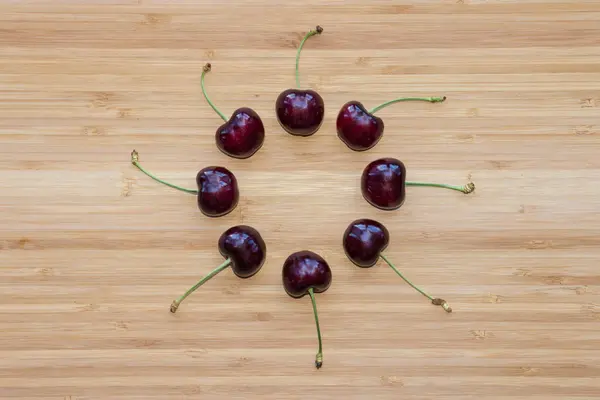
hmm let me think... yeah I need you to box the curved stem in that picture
[295,25,323,88]
[308,288,323,369]
[368,96,446,114]
[406,181,475,194]
[201,63,228,122]
[130,150,198,194]
[170,258,232,313]
[379,254,452,313]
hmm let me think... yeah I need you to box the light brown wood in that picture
[1,1,600,399]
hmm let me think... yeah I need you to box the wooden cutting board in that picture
[1,1,599,399]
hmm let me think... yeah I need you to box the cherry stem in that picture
[130,150,198,195]
[170,258,232,313]
[406,181,475,194]
[295,25,323,89]
[308,287,323,369]
[379,254,452,313]
[368,96,446,114]
[201,63,228,122]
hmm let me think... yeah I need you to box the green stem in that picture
[308,287,324,369]
[368,96,446,114]
[170,258,232,313]
[379,254,452,313]
[406,181,475,194]
[130,150,198,195]
[295,26,323,89]
[201,63,228,122]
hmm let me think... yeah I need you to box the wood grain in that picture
[1,1,599,399]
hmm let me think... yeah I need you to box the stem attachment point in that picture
[203,62,211,73]
[432,298,452,313]
[170,300,180,313]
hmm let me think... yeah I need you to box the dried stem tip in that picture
[315,353,323,369]
[315,25,323,34]
[203,63,211,72]
[463,182,476,194]
[131,149,139,164]
[170,300,180,313]
[432,298,452,313]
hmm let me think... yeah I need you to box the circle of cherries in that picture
[130,26,475,370]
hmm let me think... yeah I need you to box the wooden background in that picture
[1,1,599,399]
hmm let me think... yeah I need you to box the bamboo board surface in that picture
[1,1,600,399]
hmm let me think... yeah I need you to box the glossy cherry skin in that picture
[216,107,265,159]
[361,158,406,211]
[336,101,384,151]
[275,89,325,136]
[343,219,389,268]
[195,166,239,217]
[282,250,332,298]
[218,225,266,278]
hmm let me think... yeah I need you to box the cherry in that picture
[131,150,239,217]
[201,63,265,159]
[336,96,446,151]
[195,166,239,217]
[170,225,266,313]
[275,26,325,137]
[282,250,332,369]
[361,157,475,210]
[343,218,452,312]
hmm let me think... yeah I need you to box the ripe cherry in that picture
[201,63,265,159]
[361,157,475,210]
[343,218,452,312]
[131,150,239,217]
[170,225,266,313]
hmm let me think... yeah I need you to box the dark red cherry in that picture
[360,157,476,210]
[282,250,331,369]
[218,225,267,278]
[216,107,265,159]
[336,96,446,152]
[201,63,265,159]
[276,26,325,137]
[342,218,389,268]
[361,157,406,211]
[131,150,241,218]
[196,166,239,217]
[170,225,266,313]
[282,250,332,298]
[341,218,452,313]
[276,89,325,136]
[336,101,383,151]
